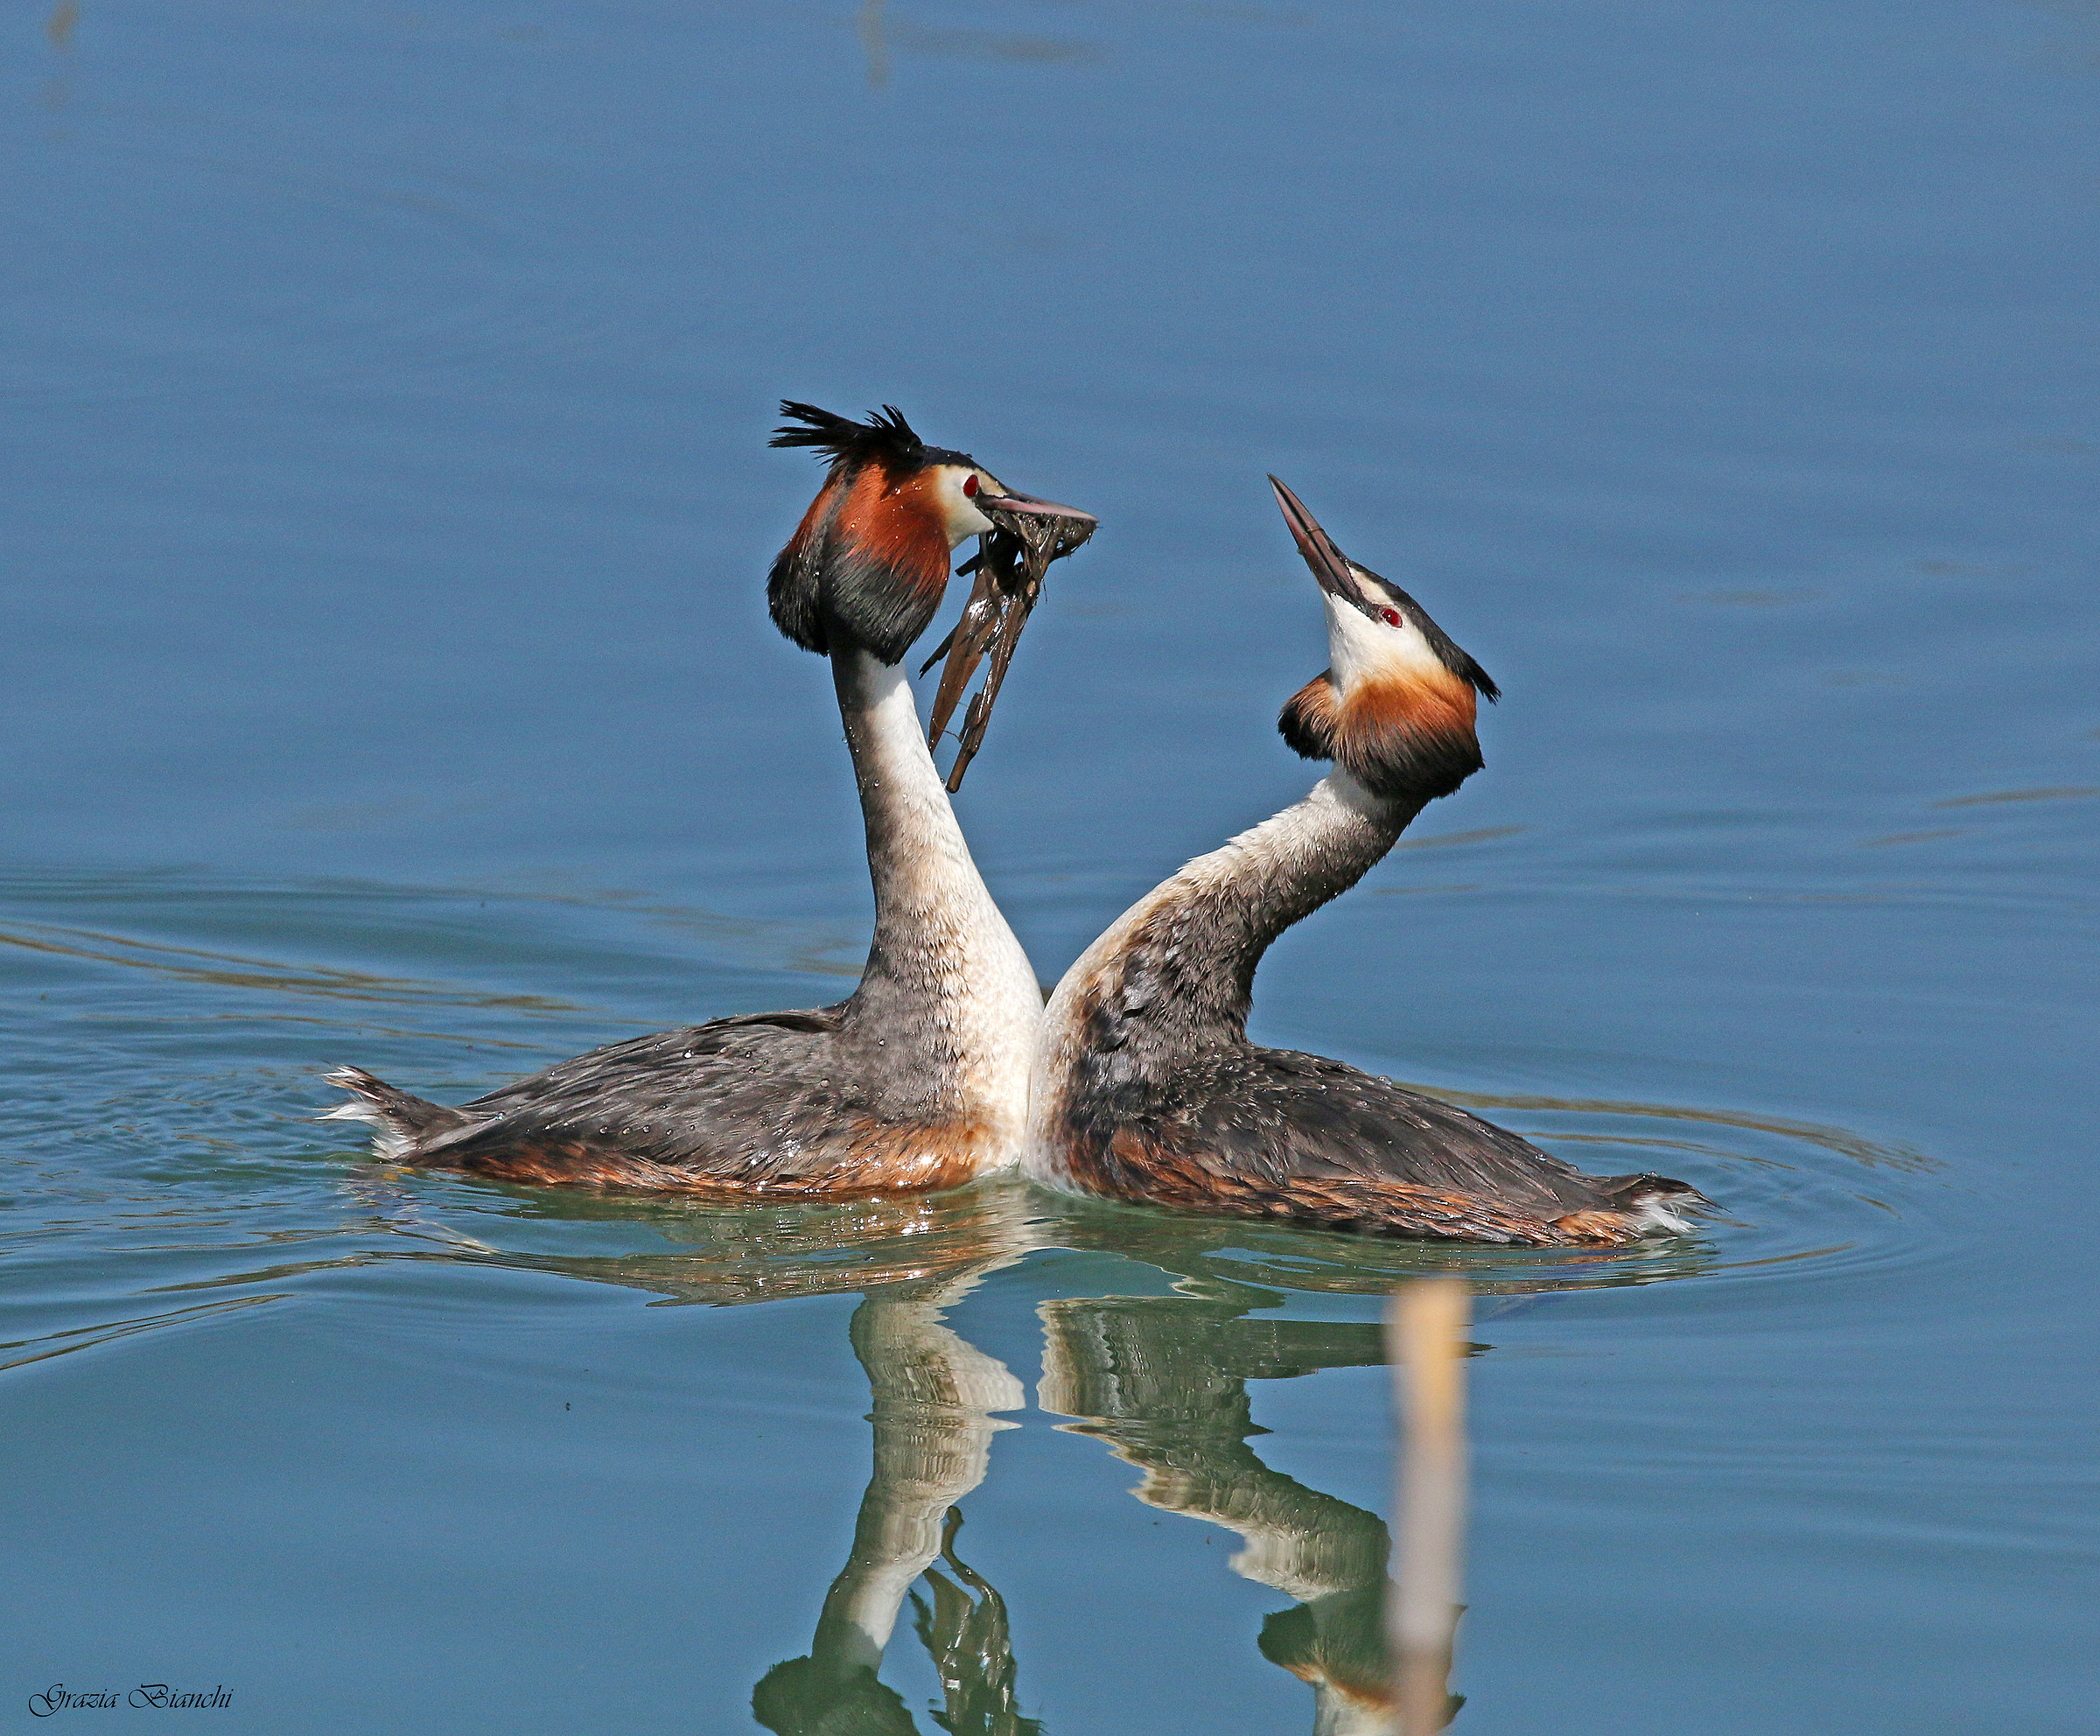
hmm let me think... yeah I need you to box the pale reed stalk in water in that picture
[1387,1279,1470,1736]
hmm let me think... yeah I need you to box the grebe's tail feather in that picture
[320,1066,470,1159]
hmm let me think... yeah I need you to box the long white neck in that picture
[833,648,1042,1155]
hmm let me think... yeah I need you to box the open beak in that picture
[1269,475,1361,602]
[920,489,1098,792]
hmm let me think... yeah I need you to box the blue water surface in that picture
[4,1,2096,1731]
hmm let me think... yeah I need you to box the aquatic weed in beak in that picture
[920,492,1097,790]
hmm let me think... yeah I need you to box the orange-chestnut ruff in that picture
[1279,661,1484,802]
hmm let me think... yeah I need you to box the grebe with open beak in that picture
[325,402,1094,1196]
[1026,480,1704,1246]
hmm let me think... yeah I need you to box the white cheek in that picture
[1322,594,1384,683]
[1322,593,1442,684]
[950,495,994,543]
[1392,617,1440,670]
[938,472,995,546]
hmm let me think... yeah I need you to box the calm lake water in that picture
[4,1,2096,1730]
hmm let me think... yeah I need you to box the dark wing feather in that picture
[1166,1047,1597,1214]
[1063,1046,1672,1243]
[414,1005,898,1189]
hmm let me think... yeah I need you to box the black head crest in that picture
[766,402,958,662]
[770,402,928,472]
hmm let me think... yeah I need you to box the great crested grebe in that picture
[325,402,1094,1196]
[1026,480,1704,1246]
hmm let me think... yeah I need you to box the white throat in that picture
[836,648,1043,1158]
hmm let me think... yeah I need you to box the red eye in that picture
[1380,606,1403,627]
[962,472,979,498]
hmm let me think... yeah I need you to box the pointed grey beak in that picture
[1269,475,1362,605]
[976,490,1098,532]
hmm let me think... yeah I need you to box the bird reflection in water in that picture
[1040,1280,1475,1735]
[357,1175,1532,1729]
[346,1172,1048,1729]
[749,1275,1041,1734]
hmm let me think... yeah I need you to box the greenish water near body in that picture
[4,1,2096,1731]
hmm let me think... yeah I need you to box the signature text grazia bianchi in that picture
[29,1684,233,1715]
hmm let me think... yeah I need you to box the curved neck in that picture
[1060,772,1424,1048]
[830,648,1041,1114]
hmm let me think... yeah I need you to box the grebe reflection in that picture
[752,1285,1040,1736]
[1040,1287,1471,1735]
[360,1178,1518,1729]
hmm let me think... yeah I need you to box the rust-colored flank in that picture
[451,1118,992,1198]
[1088,1132,1634,1248]
[1547,1209,1645,1246]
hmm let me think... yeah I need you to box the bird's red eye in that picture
[962,472,979,498]
[1381,606,1403,627]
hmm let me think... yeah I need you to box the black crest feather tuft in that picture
[766,401,956,662]
[770,401,927,470]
